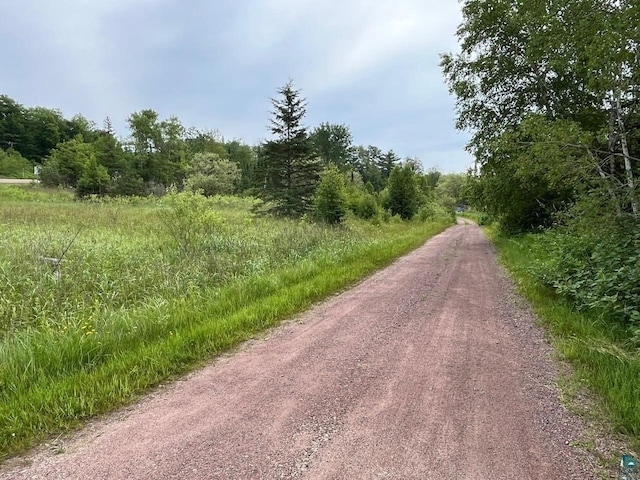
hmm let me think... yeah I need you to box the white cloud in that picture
[0,0,470,169]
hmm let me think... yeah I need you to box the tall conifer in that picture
[259,81,321,216]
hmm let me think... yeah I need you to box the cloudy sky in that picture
[1,1,472,173]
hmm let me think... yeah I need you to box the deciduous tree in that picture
[184,153,240,196]
[386,164,419,220]
[310,123,355,170]
[314,164,348,224]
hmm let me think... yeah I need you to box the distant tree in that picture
[259,81,321,216]
[314,164,348,224]
[24,107,64,162]
[404,157,424,174]
[0,95,27,154]
[387,164,419,219]
[63,114,98,144]
[184,152,240,196]
[226,140,257,192]
[0,96,97,164]
[127,110,187,185]
[107,167,146,196]
[185,129,228,158]
[424,167,441,190]
[103,117,115,136]
[40,135,94,187]
[158,115,188,184]
[377,150,401,181]
[93,131,126,176]
[344,177,380,220]
[310,123,355,169]
[0,148,33,178]
[127,109,161,180]
[355,145,384,191]
[435,173,469,212]
[76,155,110,197]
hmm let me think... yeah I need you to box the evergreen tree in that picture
[259,81,321,216]
[387,164,419,220]
[377,150,400,182]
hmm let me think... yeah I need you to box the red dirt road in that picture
[2,221,596,479]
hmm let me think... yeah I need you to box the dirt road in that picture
[2,221,596,479]
[0,179,37,184]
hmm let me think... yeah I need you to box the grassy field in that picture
[487,228,640,455]
[0,185,453,459]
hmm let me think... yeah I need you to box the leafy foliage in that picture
[1,90,436,215]
[442,0,640,342]
[531,211,640,326]
[40,135,94,188]
[314,165,347,224]
[386,164,419,220]
[184,153,240,196]
[76,155,110,198]
[0,149,33,178]
[311,123,355,169]
[443,0,640,226]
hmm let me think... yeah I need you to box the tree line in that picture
[442,0,640,326]
[0,85,466,222]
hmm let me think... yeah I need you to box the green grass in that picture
[487,227,640,453]
[0,185,452,459]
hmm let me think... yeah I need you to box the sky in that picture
[0,0,473,174]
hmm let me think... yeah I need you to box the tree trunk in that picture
[614,90,638,215]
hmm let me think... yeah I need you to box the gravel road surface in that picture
[2,221,597,479]
[0,179,37,184]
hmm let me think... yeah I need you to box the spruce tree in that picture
[260,81,321,217]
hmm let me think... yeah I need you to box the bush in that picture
[76,155,110,198]
[356,194,379,219]
[314,165,347,224]
[107,169,146,197]
[158,190,225,253]
[184,154,240,196]
[0,149,34,178]
[386,164,419,220]
[478,213,493,226]
[532,215,640,326]
[417,201,451,222]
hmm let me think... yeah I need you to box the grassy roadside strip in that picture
[485,227,640,454]
[0,219,451,460]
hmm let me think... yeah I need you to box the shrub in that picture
[76,155,110,198]
[0,149,34,179]
[314,165,347,224]
[184,153,240,196]
[386,164,419,220]
[532,215,640,326]
[478,213,493,226]
[356,194,379,219]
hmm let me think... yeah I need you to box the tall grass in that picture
[487,228,640,453]
[0,185,452,459]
